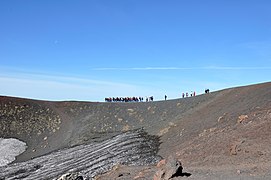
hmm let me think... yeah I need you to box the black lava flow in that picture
[0,129,161,180]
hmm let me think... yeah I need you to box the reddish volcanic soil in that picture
[0,82,271,179]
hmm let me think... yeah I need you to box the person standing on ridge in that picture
[165,95,167,100]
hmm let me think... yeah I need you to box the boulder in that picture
[154,156,183,180]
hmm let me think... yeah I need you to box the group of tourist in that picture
[182,91,196,98]
[105,89,210,102]
[105,96,154,102]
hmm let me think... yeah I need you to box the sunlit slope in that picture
[0,82,270,163]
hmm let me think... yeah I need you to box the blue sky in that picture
[0,0,270,101]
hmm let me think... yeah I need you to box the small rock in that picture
[127,108,134,113]
[134,172,144,179]
[156,159,166,168]
[118,118,123,122]
[217,116,224,122]
[238,115,248,123]
[257,151,264,156]
[230,144,237,155]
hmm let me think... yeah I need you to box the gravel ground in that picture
[0,82,270,179]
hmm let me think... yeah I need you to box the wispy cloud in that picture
[93,67,192,70]
[0,68,146,101]
[92,66,271,71]
[0,66,131,87]
[1,65,269,101]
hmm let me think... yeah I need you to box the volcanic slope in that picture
[0,84,228,162]
[97,82,271,180]
[0,82,271,179]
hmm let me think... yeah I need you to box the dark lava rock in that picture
[0,129,161,180]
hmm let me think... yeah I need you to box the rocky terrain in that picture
[0,82,270,179]
[0,129,161,179]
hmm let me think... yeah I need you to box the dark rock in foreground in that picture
[154,156,190,180]
[0,129,161,180]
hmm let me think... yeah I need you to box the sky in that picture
[0,0,270,101]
